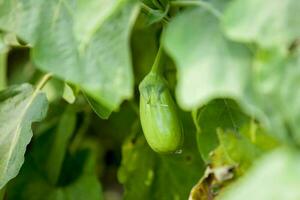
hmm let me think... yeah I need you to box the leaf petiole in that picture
[35,73,52,91]
[151,45,164,74]
[140,2,170,24]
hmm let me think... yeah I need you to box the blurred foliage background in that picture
[0,0,299,199]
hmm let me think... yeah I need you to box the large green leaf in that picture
[219,147,300,200]
[0,83,48,189]
[0,0,140,112]
[164,8,251,110]
[246,50,300,143]
[164,6,300,144]
[118,113,204,200]
[222,0,300,50]
[196,99,249,163]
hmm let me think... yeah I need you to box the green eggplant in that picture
[139,72,183,153]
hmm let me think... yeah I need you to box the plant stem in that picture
[170,0,222,19]
[26,73,52,109]
[36,73,53,91]
[140,2,152,13]
[151,45,164,74]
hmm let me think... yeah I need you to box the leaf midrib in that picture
[1,87,40,181]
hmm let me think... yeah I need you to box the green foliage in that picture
[195,99,249,162]
[118,112,204,199]
[223,0,300,50]
[219,148,300,200]
[164,8,252,110]
[0,0,299,199]
[0,0,139,112]
[0,84,48,189]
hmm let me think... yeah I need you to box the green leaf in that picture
[222,0,300,50]
[7,152,103,200]
[189,119,279,199]
[119,135,204,200]
[118,113,204,200]
[85,94,112,119]
[118,135,156,200]
[0,0,140,111]
[246,50,300,143]
[0,83,48,189]
[164,6,300,144]
[212,122,279,174]
[44,107,76,184]
[6,119,103,200]
[164,8,251,110]
[196,99,249,163]
[59,174,102,200]
[219,147,300,200]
